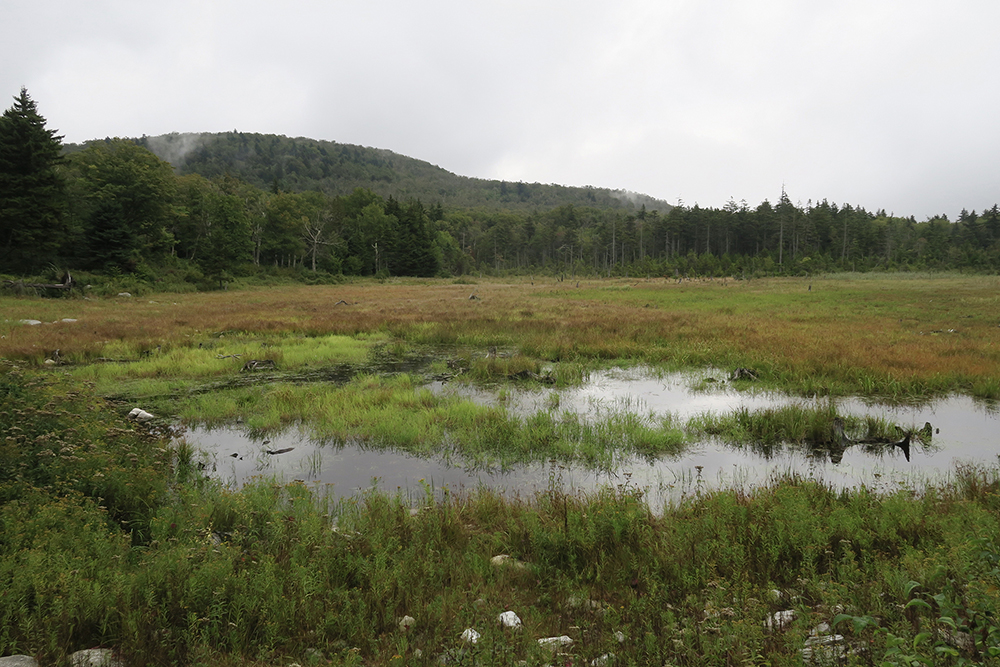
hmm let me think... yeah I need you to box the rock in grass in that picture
[399,615,416,631]
[460,627,480,644]
[766,610,796,631]
[538,635,573,651]
[127,407,154,422]
[567,595,603,612]
[0,656,39,667]
[490,554,528,570]
[498,610,522,629]
[69,649,124,667]
[801,625,851,665]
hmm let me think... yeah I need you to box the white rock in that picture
[538,636,573,651]
[69,649,124,667]
[812,622,831,635]
[766,610,796,631]
[0,656,40,667]
[128,408,155,422]
[117,292,131,297]
[19,319,41,326]
[805,633,845,647]
[490,554,528,570]
[399,615,416,631]
[567,596,602,611]
[498,610,522,628]
[614,630,626,643]
[800,633,849,665]
[591,653,615,667]
[461,627,480,644]
[61,318,78,323]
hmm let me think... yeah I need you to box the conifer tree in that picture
[0,87,67,274]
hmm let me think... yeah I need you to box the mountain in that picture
[125,131,671,212]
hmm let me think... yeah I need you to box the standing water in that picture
[180,367,999,506]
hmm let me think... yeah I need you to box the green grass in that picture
[5,276,1000,664]
[67,333,378,399]
[3,367,999,665]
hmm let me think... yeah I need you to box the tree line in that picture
[3,88,1000,286]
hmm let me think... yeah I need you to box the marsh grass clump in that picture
[70,333,373,393]
[691,403,899,448]
[467,353,546,383]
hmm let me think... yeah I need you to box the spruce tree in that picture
[0,87,67,274]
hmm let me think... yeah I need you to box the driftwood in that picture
[830,417,911,463]
[3,270,76,295]
[241,359,277,372]
[511,369,556,384]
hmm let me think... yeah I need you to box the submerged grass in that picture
[177,374,687,469]
[3,368,1000,665]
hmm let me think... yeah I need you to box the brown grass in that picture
[2,275,998,392]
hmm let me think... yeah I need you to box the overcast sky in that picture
[4,0,998,219]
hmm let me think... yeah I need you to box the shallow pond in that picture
[181,367,1000,507]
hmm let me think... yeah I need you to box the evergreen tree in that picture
[0,87,67,274]
[70,139,177,271]
[390,200,439,277]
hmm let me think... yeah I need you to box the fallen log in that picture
[2,270,76,294]
[242,359,277,372]
[830,417,911,463]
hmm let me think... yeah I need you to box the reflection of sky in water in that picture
[181,368,1000,509]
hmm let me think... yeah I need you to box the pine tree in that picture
[0,87,67,274]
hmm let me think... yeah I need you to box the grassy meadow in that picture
[2,274,1000,665]
[3,272,999,398]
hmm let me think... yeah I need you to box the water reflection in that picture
[180,368,1000,507]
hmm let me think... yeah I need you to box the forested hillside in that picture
[4,89,1000,287]
[127,132,668,213]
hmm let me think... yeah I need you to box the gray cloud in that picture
[4,0,999,219]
